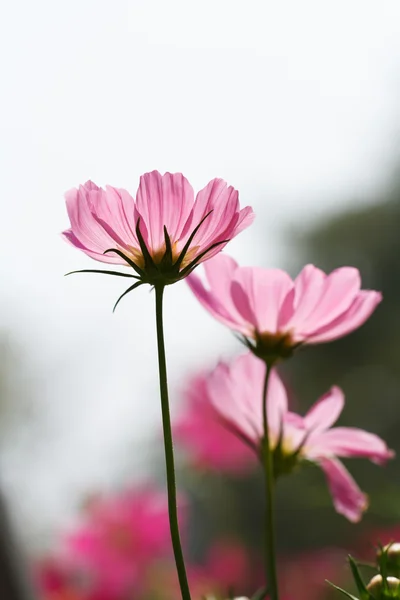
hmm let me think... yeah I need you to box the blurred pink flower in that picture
[187,255,381,358]
[36,558,93,600]
[62,172,253,284]
[146,539,260,600]
[202,540,260,593]
[62,487,177,598]
[206,352,394,521]
[278,548,346,600]
[175,373,255,472]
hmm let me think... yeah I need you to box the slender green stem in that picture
[262,362,279,600]
[154,285,191,600]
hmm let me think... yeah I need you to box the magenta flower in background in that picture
[146,539,259,600]
[175,372,255,473]
[278,548,346,600]
[187,255,382,360]
[205,352,394,521]
[62,487,177,598]
[62,171,254,292]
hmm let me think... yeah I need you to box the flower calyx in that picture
[241,330,302,364]
[66,215,229,311]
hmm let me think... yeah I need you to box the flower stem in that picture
[154,284,191,600]
[262,361,279,600]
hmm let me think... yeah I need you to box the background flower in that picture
[204,352,393,521]
[175,372,255,473]
[59,487,175,599]
[187,256,382,355]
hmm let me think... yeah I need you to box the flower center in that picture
[124,242,199,272]
[253,330,297,362]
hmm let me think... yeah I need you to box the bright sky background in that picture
[1,0,400,547]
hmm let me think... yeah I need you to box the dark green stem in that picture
[154,285,191,600]
[262,361,279,600]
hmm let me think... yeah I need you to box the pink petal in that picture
[174,372,254,472]
[100,186,138,244]
[203,254,239,303]
[184,179,239,248]
[306,290,382,343]
[318,457,368,522]
[187,255,253,335]
[233,205,256,236]
[309,427,394,464]
[135,171,194,251]
[207,354,264,442]
[290,266,362,336]
[64,184,120,254]
[62,230,125,264]
[207,353,288,447]
[284,264,325,328]
[231,267,294,333]
[282,412,308,451]
[303,386,344,433]
[191,204,255,265]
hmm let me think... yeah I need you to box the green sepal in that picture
[173,210,213,272]
[65,269,139,279]
[179,239,229,277]
[160,225,173,267]
[135,218,156,271]
[103,248,145,277]
[112,281,144,312]
[378,543,389,593]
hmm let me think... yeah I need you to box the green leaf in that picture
[326,580,361,600]
[348,555,370,600]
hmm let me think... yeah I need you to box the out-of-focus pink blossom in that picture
[62,487,176,598]
[175,373,255,472]
[187,255,382,358]
[278,548,347,600]
[206,352,394,521]
[203,540,260,593]
[146,540,260,600]
[36,558,91,600]
[62,172,253,284]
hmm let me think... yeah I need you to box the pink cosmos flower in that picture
[187,255,382,360]
[205,352,393,522]
[174,372,255,473]
[63,487,177,598]
[62,172,254,291]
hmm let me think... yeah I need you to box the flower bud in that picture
[366,574,400,599]
[380,543,400,577]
